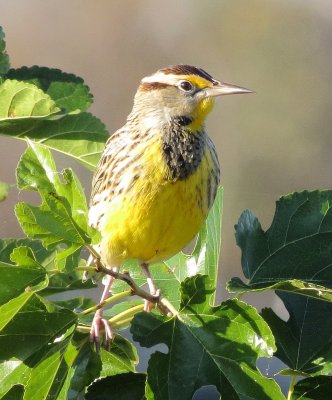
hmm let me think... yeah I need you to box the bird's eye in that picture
[179,80,193,92]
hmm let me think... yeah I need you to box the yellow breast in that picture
[99,135,218,267]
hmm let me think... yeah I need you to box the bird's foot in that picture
[90,308,113,352]
[144,289,161,312]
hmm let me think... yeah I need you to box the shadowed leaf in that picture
[262,292,332,376]
[85,373,146,400]
[229,191,332,301]
[292,376,332,399]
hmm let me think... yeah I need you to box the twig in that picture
[287,375,297,400]
[234,292,244,300]
[76,303,145,333]
[160,297,179,317]
[108,304,145,324]
[78,289,132,316]
[85,244,176,316]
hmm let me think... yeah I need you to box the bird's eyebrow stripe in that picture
[139,81,171,91]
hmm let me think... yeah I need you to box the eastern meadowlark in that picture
[89,65,252,345]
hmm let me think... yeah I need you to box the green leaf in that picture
[0,238,53,265]
[0,80,59,119]
[50,332,137,400]
[16,139,59,193]
[292,376,332,399]
[229,191,332,297]
[131,275,284,400]
[100,334,139,377]
[15,142,94,270]
[54,296,96,313]
[0,26,10,75]
[17,141,92,233]
[0,251,47,305]
[0,385,24,400]
[14,198,84,271]
[55,332,101,400]
[0,180,9,202]
[0,292,76,361]
[10,245,45,270]
[85,373,146,400]
[0,238,95,294]
[0,327,100,400]
[6,66,93,113]
[0,112,108,169]
[0,293,104,399]
[229,278,332,303]
[262,291,332,376]
[44,269,96,294]
[15,195,86,248]
[59,167,93,234]
[112,260,182,310]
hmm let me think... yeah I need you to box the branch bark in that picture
[85,244,176,316]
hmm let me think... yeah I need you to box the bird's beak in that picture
[205,81,254,97]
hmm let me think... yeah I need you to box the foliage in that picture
[0,26,331,399]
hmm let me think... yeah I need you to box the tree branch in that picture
[85,244,176,316]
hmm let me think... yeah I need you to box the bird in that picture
[88,64,253,346]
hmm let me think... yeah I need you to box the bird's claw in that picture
[90,309,113,352]
[144,289,161,312]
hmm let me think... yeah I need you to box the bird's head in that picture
[131,65,253,131]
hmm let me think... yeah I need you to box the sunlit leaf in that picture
[131,275,283,400]
[17,141,97,236]
[15,195,86,248]
[0,112,108,169]
[6,66,93,113]
[0,80,59,119]
[15,142,94,271]
[111,260,182,310]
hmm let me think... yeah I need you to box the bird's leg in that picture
[141,262,160,311]
[90,273,114,351]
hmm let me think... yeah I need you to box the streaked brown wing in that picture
[89,127,129,207]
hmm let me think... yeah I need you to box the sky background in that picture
[1,1,332,395]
